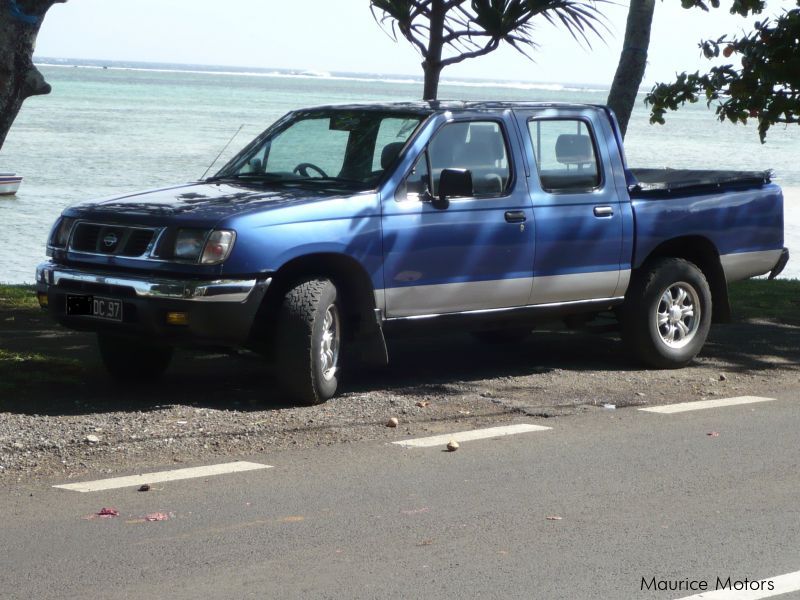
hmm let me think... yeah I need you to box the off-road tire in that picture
[621,258,712,368]
[97,333,173,382]
[275,278,341,405]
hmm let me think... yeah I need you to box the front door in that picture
[381,115,535,318]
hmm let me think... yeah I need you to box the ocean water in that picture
[1,60,798,283]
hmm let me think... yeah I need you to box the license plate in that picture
[66,295,123,322]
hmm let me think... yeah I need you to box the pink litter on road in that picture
[143,512,170,521]
[84,507,119,520]
[707,431,720,437]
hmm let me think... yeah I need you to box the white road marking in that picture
[639,396,776,414]
[53,461,272,492]
[675,569,800,599]
[392,423,551,448]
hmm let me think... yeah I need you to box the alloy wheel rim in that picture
[655,282,701,349]
[320,303,340,381]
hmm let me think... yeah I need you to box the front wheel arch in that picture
[249,253,388,366]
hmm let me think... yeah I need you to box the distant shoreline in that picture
[33,56,611,94]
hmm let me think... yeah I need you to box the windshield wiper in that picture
[279,176,368,188]
[206,173,370,190]
[205,173,287,184]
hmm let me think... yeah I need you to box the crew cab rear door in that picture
[513,107,626,304]
[380,112,534,318]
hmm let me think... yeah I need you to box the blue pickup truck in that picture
[36,102,788,404]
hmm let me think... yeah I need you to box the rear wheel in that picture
[275,278,341,405]
[97,333,173,382]
[621,258,712,368]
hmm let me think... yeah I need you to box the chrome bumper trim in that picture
[36,263,268,303]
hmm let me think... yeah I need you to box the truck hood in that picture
[66,182,359,226]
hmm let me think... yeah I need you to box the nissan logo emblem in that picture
[103,233,118,247]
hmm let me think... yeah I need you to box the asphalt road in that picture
[1,392,799,600]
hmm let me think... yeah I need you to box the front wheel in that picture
[97,333,173,382]
[621,258,712,368]
[275,278,342,405]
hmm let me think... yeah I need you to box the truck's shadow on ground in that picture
[1,306,798,417]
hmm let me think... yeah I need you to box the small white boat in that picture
[0,173,23,196]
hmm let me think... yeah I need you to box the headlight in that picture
[175,229,207,260]
[200,230,236,265]
[173,229,236,264]
[49,217,76,248]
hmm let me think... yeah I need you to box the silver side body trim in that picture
[530,270,628,304]
[384,296,625,322]
[614,269,632,297]
[384,277,533,318]
[36,262,265,303]
[373,288,386,312]
[382,269,627,318]
[720,249,783,282]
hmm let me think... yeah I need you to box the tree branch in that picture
[399,25,430,56]
[440,38,500,67]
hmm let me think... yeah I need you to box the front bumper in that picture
[36,262,271,345]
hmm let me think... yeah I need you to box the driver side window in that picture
[429,121,510,196]
[398,121,511,201]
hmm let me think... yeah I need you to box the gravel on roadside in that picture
[2,305,798,482]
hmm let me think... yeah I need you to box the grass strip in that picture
[729,278,800,325]
[0,284,36,310]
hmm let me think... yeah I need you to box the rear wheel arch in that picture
[621,257,712,368]
[635,236,730,323]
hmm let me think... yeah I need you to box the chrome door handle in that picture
[593,206,613,217]
[505,210,527,223]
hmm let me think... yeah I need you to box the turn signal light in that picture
[166,312,189,326]
[37,292,48,308]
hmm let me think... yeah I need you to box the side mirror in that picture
[434,168,473,209]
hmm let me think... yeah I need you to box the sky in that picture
[34,0,796,86]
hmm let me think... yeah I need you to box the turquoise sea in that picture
[1,59,798,283]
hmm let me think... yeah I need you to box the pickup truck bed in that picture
[630,168,772,194]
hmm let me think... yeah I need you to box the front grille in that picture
[126,229,155,256]
[70,223,157,257]
[72,224,101,252]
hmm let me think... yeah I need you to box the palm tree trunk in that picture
[421,0,446,100]
[422,62,442,101]
[606,0,656,138]
[0,0,62,151]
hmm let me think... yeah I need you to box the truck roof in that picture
[299,101,600,115]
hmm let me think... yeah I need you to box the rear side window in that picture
[528,120,601,192]
[428,121,510,196]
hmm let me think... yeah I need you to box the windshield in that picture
[215,110,424,190]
